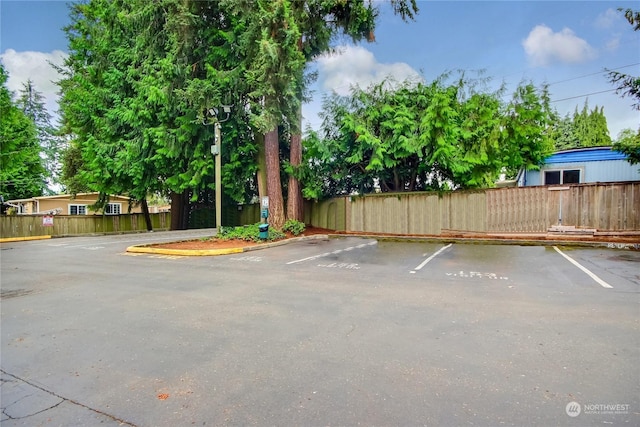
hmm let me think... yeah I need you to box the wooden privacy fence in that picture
[9,183,633,239]
[304,182,640,234]
[0,212,171,239]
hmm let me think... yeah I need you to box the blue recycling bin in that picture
[258,223,269,240]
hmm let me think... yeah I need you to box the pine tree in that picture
[0,66,46,200]
[17,80,63,193]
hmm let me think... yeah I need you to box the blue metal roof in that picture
[544,147,628,164]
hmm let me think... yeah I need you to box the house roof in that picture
[545,146,627,164]
[7,193,131,204]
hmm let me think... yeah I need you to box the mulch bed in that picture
[149,226,334,250]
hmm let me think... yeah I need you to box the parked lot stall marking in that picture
[286,241,377,265]
[553,246,613,289]
[446,271,508,280]
[230,256,263,262]
[410,244,453,274]
[317,262,360,270]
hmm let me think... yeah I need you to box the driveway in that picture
[1,232,638,426]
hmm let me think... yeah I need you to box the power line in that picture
[548,63,640,86]
[551,89,617,103]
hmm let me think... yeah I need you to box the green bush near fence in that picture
[218,223,286,242]
[282,219,306,235]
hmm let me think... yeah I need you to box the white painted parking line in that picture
[410,244,453,274]
[553,246,613,289]
[229,256,262,262]
[317,262,360,269]
[446,271,508,280]
[287,241,377,265]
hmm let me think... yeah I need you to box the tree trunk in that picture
[287,132,303,222]
[141,198,152,231]
[265,127,285,229]
[255,132,267,201]
[170,190,189,230]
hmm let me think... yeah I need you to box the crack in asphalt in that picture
[2,394,64,421]
[0,369,137,426]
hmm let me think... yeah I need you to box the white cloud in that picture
[0,49,67,117]
[522,25,597,67]
[595,8,621,30]
[315,45,421,96]
[605,37,620,52]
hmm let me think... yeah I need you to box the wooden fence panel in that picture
[1,213,171,239]
[407,193,441,235]
[442,191,487,232]
[544,183,640,231]
[486,187,550,232]
[304,198,346,231]
[343,182,639,235]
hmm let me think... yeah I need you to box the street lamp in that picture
[204,105,232,230]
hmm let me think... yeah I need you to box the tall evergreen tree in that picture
[572,101,611,148]
[59,0,254,228]
[0,66,46,200]
[17,80,62,193]
[549,101,611,150]
[223,0,418,228]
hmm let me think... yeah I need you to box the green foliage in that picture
[302,75,554,197]
[17,80,62,193]
[59,0,256,205]
[613,128,640,165]
[60,140,91,195]
[0,65,46,200]
[57,0,419,225]
[218,223,285,242]
[282,219,305,235]
[549,101,612,150]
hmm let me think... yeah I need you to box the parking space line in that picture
[286,241,376,265]
[410,244,453,274]
[553,246,613,289]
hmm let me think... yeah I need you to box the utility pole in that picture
[214,122,222,230]
[206,105,231,231]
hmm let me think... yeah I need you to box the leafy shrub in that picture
[218,223,285,242]
[282,219,306,236]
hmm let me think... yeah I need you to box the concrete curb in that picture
[0,235,52,243]
[125,234,330,256]
[126,232,639,257]
[347,234,640,250]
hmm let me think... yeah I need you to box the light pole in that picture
[205,105,231,231]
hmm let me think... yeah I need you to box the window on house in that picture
[563,169,580,184]
[544,169,581,185]
[69,204,87,215]
[544,171,561,185]
[105,203,121,215]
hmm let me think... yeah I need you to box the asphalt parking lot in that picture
[1,231,639,426]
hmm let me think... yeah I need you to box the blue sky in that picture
[1,0,639,138]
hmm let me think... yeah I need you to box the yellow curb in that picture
[126,245,245,256]
[125,234,331,257]
[0,235,52,243]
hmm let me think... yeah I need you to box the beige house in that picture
[6,193,143,215]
